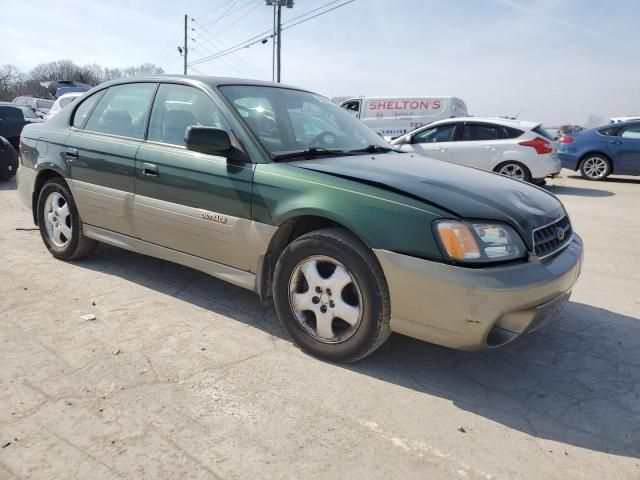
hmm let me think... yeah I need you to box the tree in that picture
[0,60,165,101]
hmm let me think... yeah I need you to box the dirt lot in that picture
[1,171,639,480]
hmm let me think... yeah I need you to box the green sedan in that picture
[17,76,583,362]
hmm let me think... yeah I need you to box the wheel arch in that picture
[32,169,69,225]
[578,151,613,173]
[258,214,372,302]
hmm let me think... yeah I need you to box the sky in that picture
[1,0,639,125]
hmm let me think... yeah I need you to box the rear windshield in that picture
[533,126,555,141]
[36,99,54,109]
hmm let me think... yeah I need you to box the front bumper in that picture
[374,235,583,350]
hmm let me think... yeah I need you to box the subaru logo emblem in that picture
[557,228,565,241]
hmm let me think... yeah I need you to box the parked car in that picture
[610,116,640,123]
[339,96,468,139]
[40,80,91,99]
[558,120,640,180]
[45,92,84,120]
[0,136,18,180]
[0,102,44,150]
[12,96,54,118]
[390,117,560,183]
[17,76,582,362]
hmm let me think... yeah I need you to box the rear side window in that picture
[461,124,500,141]
[501,126,524,139]
[598,126,620,136]
[84,83,156,139]
[414,124,456,143]
[621,124,640,139]
[147,84,230,146]
[72,91,105,128]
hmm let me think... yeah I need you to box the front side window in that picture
[84,83,156,139]
[220,85,388,156]
[342,100,361,117]
[147,84,230,146]
[414,124,456,143]
[72,91,105,128]
[620,125,640,140]
[461,124,500,141]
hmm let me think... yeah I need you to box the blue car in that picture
[558,120,640,180]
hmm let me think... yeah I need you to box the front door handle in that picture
[608,140,622,144]
[485,145,496,150]
[142,162,159,176]
[65,148,78,159]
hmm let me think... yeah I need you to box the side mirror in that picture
[185,126,232,156]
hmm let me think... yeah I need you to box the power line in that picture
[196,0,259,31]
[188,0,355,67]
[197,0,236,20]
[153,21,184,69]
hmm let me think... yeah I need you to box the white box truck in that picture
[339,96,468,138]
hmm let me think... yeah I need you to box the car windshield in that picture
[219,85,391,159]
[20,107,37,118]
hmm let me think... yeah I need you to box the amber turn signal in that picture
[436,221,481,260]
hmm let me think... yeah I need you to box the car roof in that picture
[422,116,541,130]
[95,75,309,93]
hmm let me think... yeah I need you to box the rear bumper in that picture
[557,151,580,171]
[374,235,583,350]
[16,164,36,211]
[529,154,561,180]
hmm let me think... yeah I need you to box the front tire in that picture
[579,154,610,181]
[37,178,97,260]
[273,228,391,363]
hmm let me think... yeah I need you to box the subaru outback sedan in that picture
[17,76,583,362]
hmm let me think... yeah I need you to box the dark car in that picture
[0,102,44,150]
[0,137,18,180]
[16,76,582,362]
[0,136,18,180]
[12,96,55,118]
[558,121,640,180]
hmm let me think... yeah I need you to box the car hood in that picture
[290,153,565,247]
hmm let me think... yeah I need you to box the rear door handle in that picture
[485,145,496,150]
[65,148,78,159]
[142,162,159,176]
[608,140,622,144]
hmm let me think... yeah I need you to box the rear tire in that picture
[37,178,97,260]
[494,161,532,182]
[579,154,610,181]
[273,228,391,363]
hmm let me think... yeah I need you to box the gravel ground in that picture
[1,171,639,479]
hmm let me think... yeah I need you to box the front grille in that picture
[533,216,572,258]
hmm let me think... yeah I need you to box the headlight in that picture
[434,220,526,263]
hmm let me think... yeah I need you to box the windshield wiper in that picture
[271,147,345,162]
[346,145,402,154]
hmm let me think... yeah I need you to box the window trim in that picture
[70,89,106,131]
[70,82,158,141]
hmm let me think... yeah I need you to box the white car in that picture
[610,116,640,123]
[390,117,560,183]
[44,92,84,120]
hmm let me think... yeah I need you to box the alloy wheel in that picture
[288,255,363,344]
[582,157,608,179]
[43,191,72,248]
[498,163,525,180]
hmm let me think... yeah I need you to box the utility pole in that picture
[183,14,188,75]
[265,1,294,83]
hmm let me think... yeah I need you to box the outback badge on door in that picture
[201,210,228,224]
